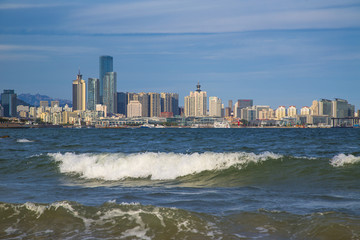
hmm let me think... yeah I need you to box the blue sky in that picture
[0,0,359,108]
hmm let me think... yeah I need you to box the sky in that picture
[0,0,359,109]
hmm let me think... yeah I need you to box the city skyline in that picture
[0,1,359,109]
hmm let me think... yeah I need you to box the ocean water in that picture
[0,128,359,239]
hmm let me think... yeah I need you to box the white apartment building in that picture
[209,96,222,117]
[288,106,297,117]
[127,100,142,118]
[275,106,286,119]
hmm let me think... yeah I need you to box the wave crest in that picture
[17,138,34,143]
[49,152,282,181]
[330,154,360,167]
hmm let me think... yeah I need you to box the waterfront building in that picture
[301,106,311,115]
[332,98,355,118]
[87,78,100,111]
[240,106,257,122]
[149,92,161,117]
[127,100,142,117]
[117,92,128,116]
[184,83,207,117]
[258,108,275,120]
[319,99,332,116]
[310,100,319,115]
[103,72,117,114]
[96,104,107,117]
[234,99,253,118]
[288,106,297,117]
[1,89,17,117]
[209,96,222,117]
[99,56,113,103]
[72,71,86,111]
[29,107,36,118]
[275,106,286,120]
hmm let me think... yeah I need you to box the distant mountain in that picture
[17,93,72,107]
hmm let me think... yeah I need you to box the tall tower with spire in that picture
[184,82,207,117]
[72,69,86,111]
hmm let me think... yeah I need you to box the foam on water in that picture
[49,152,282,180]
[330,154,360,167]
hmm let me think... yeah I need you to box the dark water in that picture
[0,128,359,239]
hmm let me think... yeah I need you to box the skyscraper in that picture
[99,56,113,103]
[170,93,179,116]
[117,92,128,116]
[72,71,86,111]
[160,92,172,113]
[149,92,161,117]
[184,83,207,117]
[1,89,17,117]
[139,92,150,117]
[103,72,117,114]
[87,78,100,111]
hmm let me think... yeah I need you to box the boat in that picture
[214,121,230,128]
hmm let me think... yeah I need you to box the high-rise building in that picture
[161,93,172,113]
[1,89,17,117]
[288,106,297,117]
[234,99,253,118]
[51,101,60,108]
[87,78,100,111]
[72,71,86,111]
[319,99,332,116]
[275,106,286,119]
[310,100,319,115]
[99,56,113,103]
[228,100,233,114]
[184,83,207,117]
[332,98,355,118]
[139,92,150,117]
[127,100,142,117]
[209,96,222,117]
[170,93,179,116]
[103,72,117,114]
[149,92,161,117]
[40,101,48,109]
[300,106,311,115]
[117,92,128,116]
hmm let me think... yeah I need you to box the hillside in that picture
[17,93,72,107]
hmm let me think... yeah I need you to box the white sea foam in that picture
[17,138,33,143]
[49,151,282,181]
[330,154,360,167]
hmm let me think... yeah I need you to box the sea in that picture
[0,128,359,239]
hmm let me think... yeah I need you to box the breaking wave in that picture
[330,154,360,167]
[1,201,359,240]
[49,152,282,181]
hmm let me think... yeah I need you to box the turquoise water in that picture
[0,128,359,239]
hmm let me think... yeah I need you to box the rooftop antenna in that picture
[196,81,201,92]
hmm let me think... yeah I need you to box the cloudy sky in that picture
[0,0,359,108]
